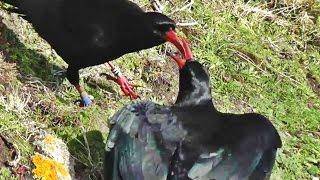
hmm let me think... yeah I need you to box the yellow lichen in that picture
[32,153,69,180]
[43,135,56,145]
[43,135,58,152]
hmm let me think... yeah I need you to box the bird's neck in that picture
[174,70,214,109]
[174,88,213,109]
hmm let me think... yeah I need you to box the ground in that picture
[0,0,319,179]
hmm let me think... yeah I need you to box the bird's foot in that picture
[74,94,93,107]
[101,73,139,100]
[117,75,139,99]
[80,94,93,107]
[74,84,93,107]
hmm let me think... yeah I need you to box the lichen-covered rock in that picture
[32,134,75,180]
[32,153,70,180]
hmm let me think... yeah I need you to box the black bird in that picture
[104,40,282,180]
[2,0,186,106]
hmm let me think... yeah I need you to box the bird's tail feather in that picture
[104,147,122,180]
[249,149,277,180]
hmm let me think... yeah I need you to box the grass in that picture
[0,0,320,179]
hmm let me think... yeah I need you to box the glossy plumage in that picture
[104,59,281,180]
[3,0,181,103]
[105,102,186,180]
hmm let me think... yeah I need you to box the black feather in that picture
[4,0,176,87]
[104,102,186,180]
[104,56,281,180]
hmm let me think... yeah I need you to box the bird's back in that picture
[103,103,281,180]
[104,102,186,180]
[7,0,146,64]
[170,111,281,180]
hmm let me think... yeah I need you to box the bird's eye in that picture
[155,23,175,33]
[155,25,167,32]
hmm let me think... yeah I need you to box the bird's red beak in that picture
[164,29,186,58]
[167,52,186,69]
[167,39,193,69]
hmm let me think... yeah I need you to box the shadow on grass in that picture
[68,130,105,180]
[1,22,65,89]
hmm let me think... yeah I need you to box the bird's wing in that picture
[187,146,265,180]
[105,102,185,180]
[187,114,281,180]
[60,0,145,50]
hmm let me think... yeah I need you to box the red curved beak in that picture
[167,52,186,69]
[164,29,186,58]
[167,39,194,69]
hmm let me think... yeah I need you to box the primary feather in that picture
[104,102,186,180]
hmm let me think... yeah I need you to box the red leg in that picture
[103,62,139,99]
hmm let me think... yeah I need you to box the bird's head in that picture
[145,12,187,58]
[167,40,212,107]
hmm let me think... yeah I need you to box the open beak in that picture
[167,52,186,69]
[164,29,186,58]
[167,39,194,69]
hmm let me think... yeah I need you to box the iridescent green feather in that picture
[105,101,186,180]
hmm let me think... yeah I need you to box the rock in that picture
[32,134,75,180]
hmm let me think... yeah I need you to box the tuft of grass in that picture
[67,130,105,179]
[0,167,17,180]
